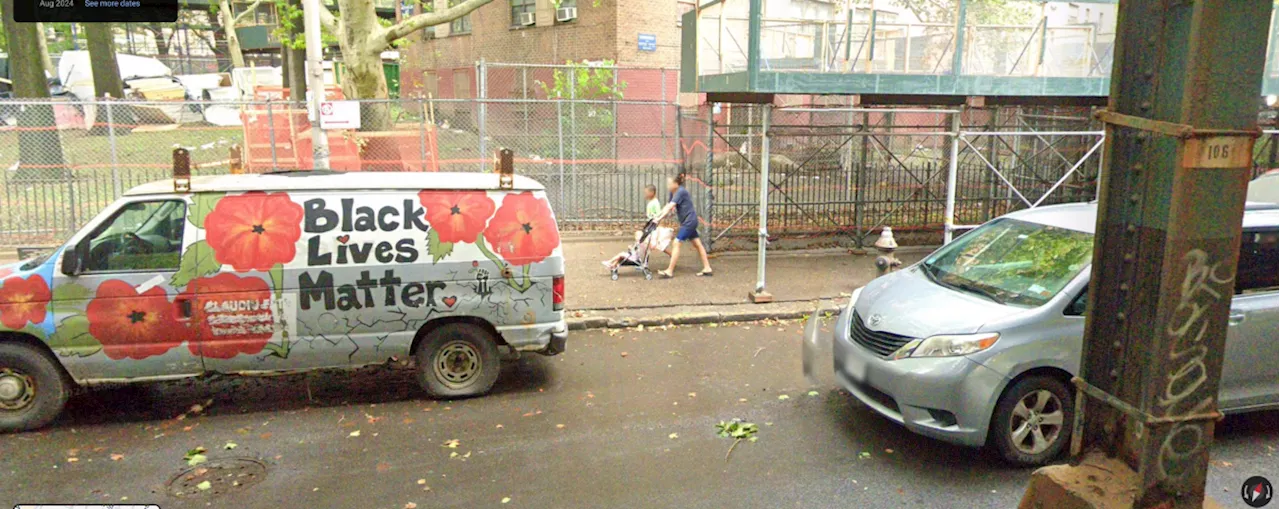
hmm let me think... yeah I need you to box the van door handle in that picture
[176,296,193,319]
[1227,311,1246,325]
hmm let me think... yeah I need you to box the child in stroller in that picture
[602,219,675,280]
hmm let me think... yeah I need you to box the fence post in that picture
[418,97,428,171]
[749,103,772,303]
[105,97,122,198]
[706,104,716,251]
[611,66,619,170]
[557,99,566,215]
[478,59,487,172]
[569,65,578,210]
[943,109,961,244]
[661,68,669,161]
[267,98,279,170]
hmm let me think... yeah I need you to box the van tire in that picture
[0,342,70,432]
[989,375,1073,466]
[414,323,500,399]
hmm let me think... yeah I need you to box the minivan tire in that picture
[415,323,500,399]
[0,342,70,432]
[990,375,1073,466]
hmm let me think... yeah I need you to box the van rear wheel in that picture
[0,342,70,432]
[415,323,500,399]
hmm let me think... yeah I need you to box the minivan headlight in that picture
[891,333,1000,360]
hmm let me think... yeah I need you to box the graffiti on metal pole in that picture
[1155,248,1235,480]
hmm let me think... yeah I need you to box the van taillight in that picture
[552,276,565,311]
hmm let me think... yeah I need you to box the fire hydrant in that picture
[873,227,901,276]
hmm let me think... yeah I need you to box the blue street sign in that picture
[638,33,657,52]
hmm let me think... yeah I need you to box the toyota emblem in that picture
[868,314,883,327]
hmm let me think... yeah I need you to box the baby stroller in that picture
[612,219,659,281]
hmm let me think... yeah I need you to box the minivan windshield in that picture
[921,218,1093,307]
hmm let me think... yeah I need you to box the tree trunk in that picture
[1,0,66,181]
[336,0,396,170]
[35,23,55,78]
[217,0,246,68]
[286,0,307,102]
[85,23,125,99]
[148,24,171,56]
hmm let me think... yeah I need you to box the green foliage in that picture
[536,60,627,158]
[272,0,338,49]
[715,419,759,441]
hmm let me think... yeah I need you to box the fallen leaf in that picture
[859,452,871,459]
[449,452,459,458]
[620,352,628,358]
[417,479,427,485]
[110,454,124,461]
[668,433,679,439]
[187,454,207,466]
[376,462,391,472]
[224,442,238,450]
[502,497,512,504]
[66,457,79,463]
[687,392,696,398]
[442,439,460,448]
[197,480,212,491]
[349,430,361,437]
[807,391,819,397]
[778,395,790,400]
[885,448,894,454]
[405,503,417,509]
[495,424,504,429]
[738,398,747,403]
[556,424,565,429]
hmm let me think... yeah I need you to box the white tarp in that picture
[57,51,173,95]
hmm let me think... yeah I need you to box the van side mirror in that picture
[60,244,83,276]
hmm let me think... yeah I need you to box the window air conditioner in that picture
[556,7,577,22]
[518,12,537,26]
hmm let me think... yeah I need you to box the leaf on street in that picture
[224,442,238,450]
[110,453,124,461]
[187,454,207,466]
[197,480,212,491]
[502,497,511,504]
[442,439,460,448]
[859,451,872,459]
[777,395,789,400]
[668,433,679,439]
[349,430,361,437]
[807,391,820,397]
[405,503,418,509]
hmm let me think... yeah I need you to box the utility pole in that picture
[1019,0,1271,507]
[303,0,330,170]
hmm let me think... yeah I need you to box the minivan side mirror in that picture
[60,244,84,276]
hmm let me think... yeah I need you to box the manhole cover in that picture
[166,457,267,498]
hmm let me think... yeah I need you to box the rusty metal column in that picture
[1071,0,1271,506]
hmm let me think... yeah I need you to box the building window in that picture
[449,0,472,34]
[510,0,535,27]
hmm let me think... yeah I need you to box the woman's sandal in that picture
[696,269,714,277]
[658,270,674,278]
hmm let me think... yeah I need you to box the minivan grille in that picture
[849,311,915,358]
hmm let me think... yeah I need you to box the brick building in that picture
[398,0,690,102]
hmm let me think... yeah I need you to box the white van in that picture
[0,171,567,431]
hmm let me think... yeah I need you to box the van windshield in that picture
[921,218,1094,307]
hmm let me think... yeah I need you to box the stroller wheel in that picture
[610,271,619,281]
[643,270,653,280]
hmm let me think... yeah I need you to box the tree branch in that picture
[377,0,491,45]
[317,3,339,33]
[233,0,267,24]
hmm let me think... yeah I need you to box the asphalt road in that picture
[1,321,1275,508]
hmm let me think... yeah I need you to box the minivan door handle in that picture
[1227,311,1246,325]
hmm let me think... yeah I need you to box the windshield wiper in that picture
[951,280,1007,305]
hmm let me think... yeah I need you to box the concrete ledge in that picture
[1018,452,1224,509]
[566,299,844,331]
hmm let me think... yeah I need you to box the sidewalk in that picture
[562,235,928,329]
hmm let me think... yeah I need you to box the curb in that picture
[565,300,845,331]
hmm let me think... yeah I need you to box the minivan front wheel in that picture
[990,375,1073,466]
[415,323,500,399]
[0,342,70,432]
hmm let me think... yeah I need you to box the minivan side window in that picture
[1235,228,1279,294]
[82,200,187,273]
[1065,289,1088,316]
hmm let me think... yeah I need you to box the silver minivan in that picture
[817,202,1278,465]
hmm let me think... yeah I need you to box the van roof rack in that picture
[263,169,345,177]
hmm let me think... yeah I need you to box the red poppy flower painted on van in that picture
[181,273,274,359]
[205,192,305,271]
[418,190,495,243]
[0,275,50,329]
[86,280,187,360]
[484,192,560,266]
